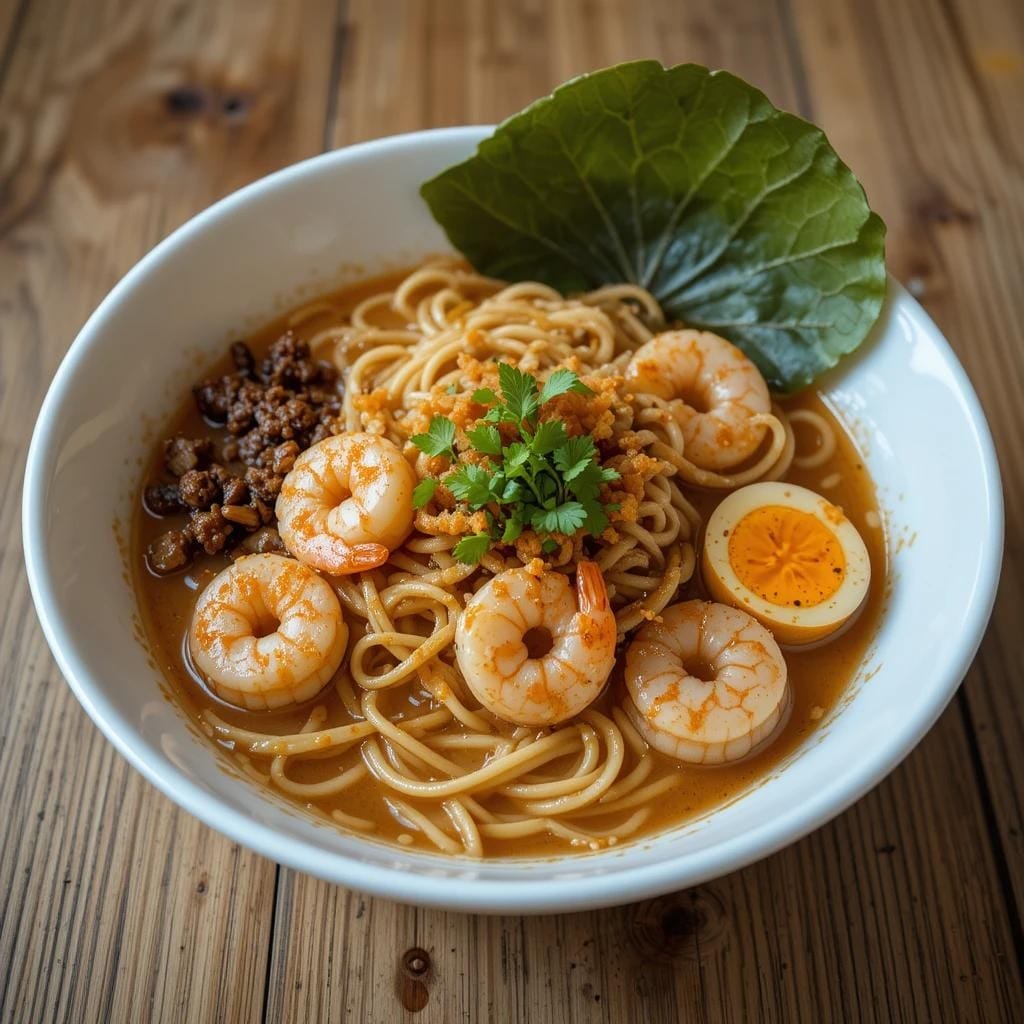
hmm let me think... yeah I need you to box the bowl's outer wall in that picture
[23,128,1004,913]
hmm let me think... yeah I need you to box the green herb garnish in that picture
[411,366,619,564]
[452,533,492,565]
[410,416,457,461]
[411,477,438,509]
[420,61,886,394]
[464,424,502,456]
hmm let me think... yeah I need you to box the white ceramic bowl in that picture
[23,128,1003,913]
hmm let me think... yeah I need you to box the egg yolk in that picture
[727,505,845,608]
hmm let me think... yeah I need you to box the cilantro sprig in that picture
[410,416,456,460]
[411,365,620,564]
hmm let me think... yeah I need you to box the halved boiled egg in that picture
[702,482,871,645]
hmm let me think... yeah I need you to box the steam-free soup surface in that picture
[134,269,886,857]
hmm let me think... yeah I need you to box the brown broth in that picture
[133,271,887,858]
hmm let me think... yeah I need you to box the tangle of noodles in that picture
[194,260,842,857]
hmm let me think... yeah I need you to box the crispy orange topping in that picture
[414,507,489,536]
[523,558,546,578]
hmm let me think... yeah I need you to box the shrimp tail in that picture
[575,561,609,615]
[301,536,389,575]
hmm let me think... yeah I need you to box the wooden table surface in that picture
[2,0,1023,1020]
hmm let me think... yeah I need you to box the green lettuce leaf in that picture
[420,61,886,393]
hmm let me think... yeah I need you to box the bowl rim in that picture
[22,127,1005,913]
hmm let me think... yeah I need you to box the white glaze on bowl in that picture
[23,128,1003,913]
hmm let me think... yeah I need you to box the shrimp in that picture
[276,432,416,574]
[454,562,617,726]
[623,600,788,765]
[625,329,771,470]
[188,553,348,711]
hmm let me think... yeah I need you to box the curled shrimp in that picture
[623,600,788,765]
[276,432,416,574]
[625,329,771,470]
[454,562,616,726]
[188,553,348,711]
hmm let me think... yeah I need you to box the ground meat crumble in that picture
[144,333,341,575]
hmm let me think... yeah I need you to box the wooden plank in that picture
[0,0,29,86]
[0,0,337,1019]
[791,0,1024,934]
[329,0,808,146]
[264,1,1024,1021]
[2,0,1021,1020]
[264,717,1022,1023]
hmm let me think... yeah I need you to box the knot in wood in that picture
[164,85,251,123]
[165,86,207,116]
[626,888,728,962]
[403,947,431,977]
[913,187,975,227]
[398,947,432,1012]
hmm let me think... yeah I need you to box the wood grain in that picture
[0,0,334,1020]
[264,721,1022,1023]
[1,0,1023,1021]
[792,0,1024,933]
[266,2,1024,1020]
